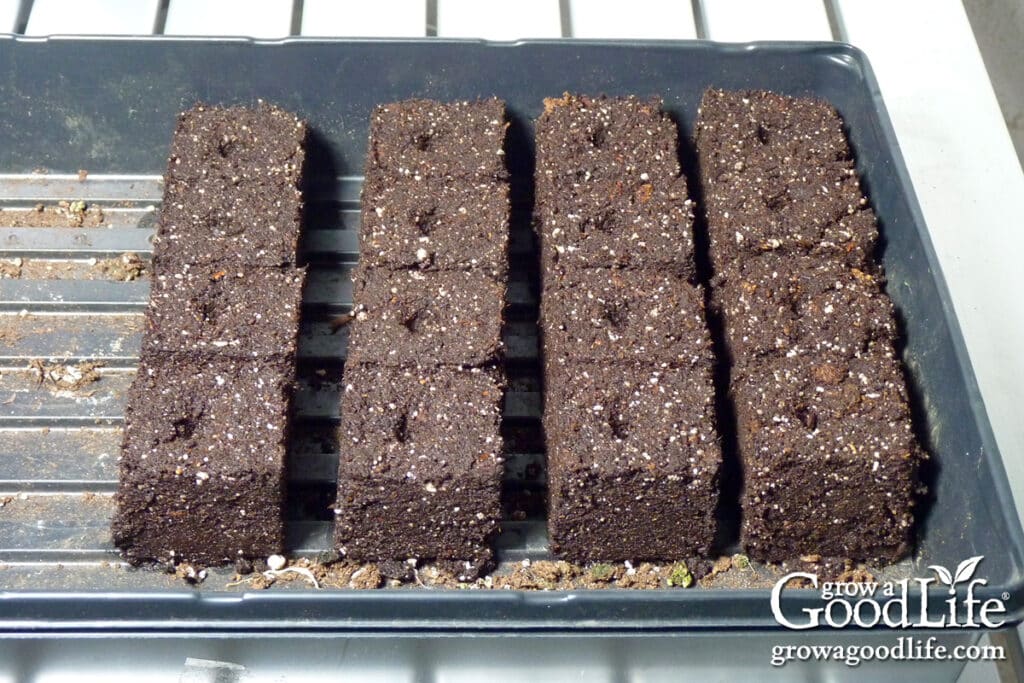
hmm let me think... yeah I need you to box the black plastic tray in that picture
[0,36,1022,634]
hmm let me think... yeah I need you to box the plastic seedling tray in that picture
[0,36,1021,636]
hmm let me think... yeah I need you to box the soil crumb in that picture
[0,259,22,279]
[174,563,207,584]
[96,253,146,281]
[29,360,103,392]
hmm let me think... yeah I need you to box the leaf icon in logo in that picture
[929,557,984,596]
[929,564,954,590]
[954,556,984,584]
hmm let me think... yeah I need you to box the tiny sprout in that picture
[667,562,693,588]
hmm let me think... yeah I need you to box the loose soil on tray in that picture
[0,201,106,228]
[28,359,104,392]
[165,553,879,592]
[0,254,146,281]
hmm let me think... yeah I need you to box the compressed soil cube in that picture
[695,88,877,269]
[710,253,896,362]
[112,355,293,565]
[535,94,681,185]
[141,264,305,361]
[367,98,508,180]
[535,173,695,278]
[334,364,504,566]
[346,268,505,367]
[153,103,306,269]
[545,361,720,561]
[359,171,509,278]
[541,268,711,369]
[730,351,920,563]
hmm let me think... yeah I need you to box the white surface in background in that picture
[0,0,18,33]
[163,0,293,37]
[566,0,698,39]
[701,0,833,40]
[962,0,1024,169]
[24,0,160,35]
[436,0,562,39]
[301,0,425,37]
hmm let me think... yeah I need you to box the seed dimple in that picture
[414,207,436,236]
[601,301,628,328]
[413,131,434,151]
[401,308,424,334]
[394,411,410,444]
[796,405,818,431]
[608,410,630,440]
